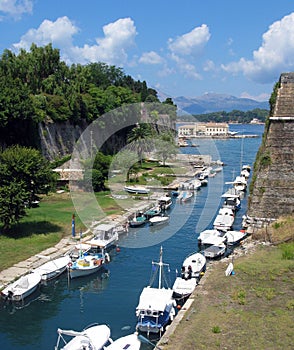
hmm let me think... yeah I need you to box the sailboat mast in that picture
[158,246,163,289]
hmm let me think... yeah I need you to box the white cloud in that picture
[0,0,33,20]
[13,16,78,52]
[13,16,137,66]
[222,12,294,84]
[168,24,211,56]
[139,51,163,64]
[203,60,216,72]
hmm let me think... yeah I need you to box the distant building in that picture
[178,122,229,137]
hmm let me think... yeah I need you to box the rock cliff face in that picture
[248,73,294,219]
[38,120,89,161]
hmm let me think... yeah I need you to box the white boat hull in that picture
[104,333,141,350]
[172,277,197,298]
[1,272,41,301]
[33,255,71,281]
[68,255,105,279]
[56,324,111,350]
[203,244,226,259]
[149,216,169,225]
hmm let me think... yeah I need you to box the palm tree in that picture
[127,123,153,166]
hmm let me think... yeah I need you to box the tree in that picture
[155,132,178,166]
[127,123,153,165]
[0,146,57,231]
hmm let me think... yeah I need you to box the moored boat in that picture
[124,186,150,194]
[213,207,235,231]
[157,195,172,211]
[129,213,147,227]
[135,247,176,335]
[149,215,169,225]
[33,255,72,281]
[1,272,41,302]
[68,251,107,279]
[87,223,119,250]
[55,323,111,350]
[172,252,206,299]
[104,333,141,350]
[202,243,226,259]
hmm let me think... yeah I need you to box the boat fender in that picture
[105,253,110,262]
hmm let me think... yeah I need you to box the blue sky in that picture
[1,0,294,101]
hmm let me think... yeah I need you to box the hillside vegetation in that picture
[0,43,161,149]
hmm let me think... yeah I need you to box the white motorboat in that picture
[136,247,176,335]
[54,323,111,350]
[240,164,251,179]
[104,333,141,350]
[180,252,207,280]
[172,252,206,299]
[177,190,193,202]
[149,215,169,225]
[233,175,247,192]
[68,251,107,279]
[87,223,119,250]
[222,194,241,212]
[1,272,41,302]
[213,207,235,231]
[172,277,197,299]
[124,185,150,194]
[197,229,224,245]
[224,230,247,245]
[203,244,226,259]
[157,195,172,211]
[33,255,72,281]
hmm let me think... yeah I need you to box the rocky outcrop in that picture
[38,120,88,161]
[248,73,294,219]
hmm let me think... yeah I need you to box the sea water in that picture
[0,124,264,350]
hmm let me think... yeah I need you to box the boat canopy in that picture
[136,287,174,312]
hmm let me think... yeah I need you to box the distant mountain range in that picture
[159,92,269,114]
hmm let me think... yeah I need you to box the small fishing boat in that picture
[157,195,172,211]
[221,194,241,212]
[124,186,150,194]
[136,247,176,335]
[104,333,141,350]
[1,272,41,302]
[87,223,119,250]
[202,243,226,259]
[149,215,169,225]
[68,251,108,279]
[213,207,235,231]
[172,252,206,299]
[144,205,161,219]
[54,323,111,350]
[232,175,247,192]
[33,255,72,281]
[224,230,247,245]
[198,229,227,246]
[172,276,197,299]
[129,213,147,227]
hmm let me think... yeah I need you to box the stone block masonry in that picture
[248,73,294,219]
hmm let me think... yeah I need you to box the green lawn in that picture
[0,190,126,271]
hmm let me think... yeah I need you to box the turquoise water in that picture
[0,124,264,350]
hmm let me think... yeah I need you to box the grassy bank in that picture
[162,241,294,350]
[0,191,125,271]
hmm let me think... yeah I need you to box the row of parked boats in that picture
[1,164,251,349]
[134,164,252,337]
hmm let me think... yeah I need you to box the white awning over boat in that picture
[136,287,174,312]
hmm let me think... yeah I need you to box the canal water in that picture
[0,124,264,350]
